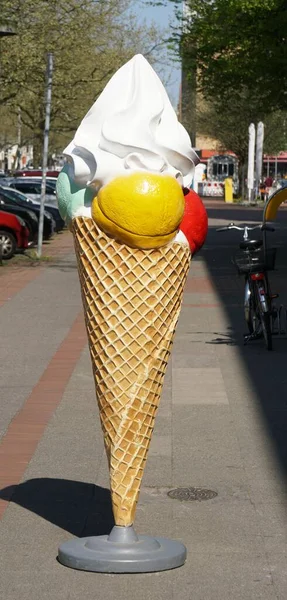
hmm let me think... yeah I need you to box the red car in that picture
[0,210,29,259]
[13,169,59,178]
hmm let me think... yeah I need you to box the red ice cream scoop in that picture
[178,189,208,254]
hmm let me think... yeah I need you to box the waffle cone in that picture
[73,217,191,526]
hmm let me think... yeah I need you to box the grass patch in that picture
[232,196,265,206]
[0,249,54,269]
[23,249,54,262]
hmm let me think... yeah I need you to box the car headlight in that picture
[28,210,38,221]
[17,216,26,227]
[44,210,52,219]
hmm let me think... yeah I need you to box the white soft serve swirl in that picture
[63,54,199,191]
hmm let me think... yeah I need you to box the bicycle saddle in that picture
[240,239,263,250]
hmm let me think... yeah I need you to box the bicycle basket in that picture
[233,248,277,275]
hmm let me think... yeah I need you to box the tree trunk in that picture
[33,136,43,169]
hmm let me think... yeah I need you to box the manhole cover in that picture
[167,487,218,502]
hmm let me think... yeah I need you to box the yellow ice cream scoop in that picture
[91,172,185,249]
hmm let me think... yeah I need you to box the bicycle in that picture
[216,222,277,350]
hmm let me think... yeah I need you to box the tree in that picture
[149,0,287,112]
[180,0,287,114]
[0,0,164,165]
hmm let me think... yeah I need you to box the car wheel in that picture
[0,230,17,260]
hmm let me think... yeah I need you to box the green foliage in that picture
[147,0,287,164]
[181,0,287,113]
[0,0,163,162]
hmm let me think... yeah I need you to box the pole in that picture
[37,53,53,257]
[17,107,21,146]
[17,107,21,169]
[247,123,255,203]
[255,121,264,197]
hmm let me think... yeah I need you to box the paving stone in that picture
[173,367,229,405]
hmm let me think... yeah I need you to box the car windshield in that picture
[20,179,57,192]
[16,181,55,194]
[2,187,30,202]
[46,184,56,193]
[0,190,18,204]
[14,183,41,193]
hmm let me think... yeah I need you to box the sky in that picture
[136,1,181,108]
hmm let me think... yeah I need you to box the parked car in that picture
[18,176,58,190]
[0,210,29,259]
[14,169,60,178]
[0,193,54,243]
[3,178,57,205]
[0,186,65,232]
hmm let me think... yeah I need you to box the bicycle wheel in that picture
[255,281,272,351]
[244,278,253,333]
[245,278,263,336]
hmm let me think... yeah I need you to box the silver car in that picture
[3,177,58,205]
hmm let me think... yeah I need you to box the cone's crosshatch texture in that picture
[73,217,191,526]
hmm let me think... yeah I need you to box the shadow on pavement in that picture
[206,326,238,346]
[204,202,287,481]
[0,478,114,536]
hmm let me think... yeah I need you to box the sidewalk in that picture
[0,208,286,600]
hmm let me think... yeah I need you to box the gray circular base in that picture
[58,526,186,573]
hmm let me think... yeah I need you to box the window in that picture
[46,185,56,194]
[15,184,39,194]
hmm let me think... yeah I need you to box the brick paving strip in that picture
[0,311,87,519]
[0,267,44,308]
[44,230,74,257]
[182,303,220,308]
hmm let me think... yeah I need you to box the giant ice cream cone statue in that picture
[73,216,190,528]
[57,55,208,572]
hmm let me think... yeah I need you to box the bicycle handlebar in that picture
[216,222,275,233]
[216,223,258,232]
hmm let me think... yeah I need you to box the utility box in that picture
[224,178,233,203]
